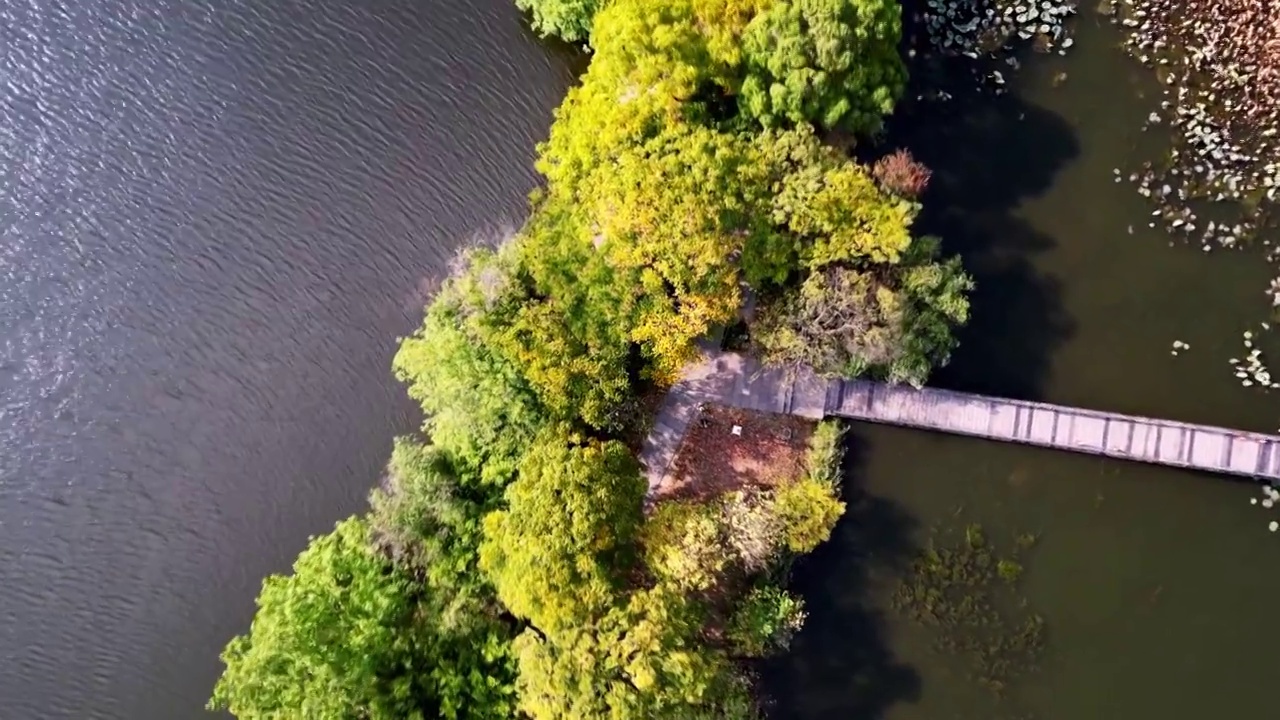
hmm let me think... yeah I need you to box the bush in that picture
[727,585,807,657]
[805,420,846,487]
[872,149,932,199]
[770,477,846,553]
[721,491,783,572]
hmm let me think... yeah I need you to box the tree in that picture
[643,501,732,593]
[498,197,639,429]
[209,517,516,720]
[512,585,759,720]
[479,431,647,634]
[770,477,845,553]
[535,0,728,198]
[516,0,605,43]
[368,439,498,631]
[393,247,549,485]
[753,246,972,386]
[739,0,906,133]
[580,123,779,376]
[759,125,917,267]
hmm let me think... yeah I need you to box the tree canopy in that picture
[739,0,906,132]
[209,517,516,720]
[753,239,973,385]
[516,0,605,43]
[479,431,647,634]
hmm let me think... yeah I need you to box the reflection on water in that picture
[0,0,573,717]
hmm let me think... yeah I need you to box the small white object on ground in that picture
[731,425,742,436]
[1270,521,1279,533]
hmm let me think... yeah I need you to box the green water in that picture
[767,15,1280,720]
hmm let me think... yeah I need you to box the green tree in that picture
[368,439,499,630]
[517,0,605,43]
[479,431,647,634]
[739,0,906,133]
[513,585,758,719]
[759,125,916,267]
[753,246,972,386]
[770,477,846,553]
[502,198,638,429]
[393,247,549,485]
[209,517,516,720]
[536,0,717,197]
[578,122,779,376]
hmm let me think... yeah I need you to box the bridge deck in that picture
[642,351,1280,490]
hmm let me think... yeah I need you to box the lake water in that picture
[766,13,1280,720]
[4,1,1279,719]
[0,1,573,717]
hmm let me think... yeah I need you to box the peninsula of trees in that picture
[208,0,972,717]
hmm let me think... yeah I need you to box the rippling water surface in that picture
[0,1,573,717]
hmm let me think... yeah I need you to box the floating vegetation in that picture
[1229,325,1279,391]
[911,0,1080,95]
[997,559,1024,582]
[891,521,1046,697]
[1102,0,1280,299]
[1249,484,1280,533]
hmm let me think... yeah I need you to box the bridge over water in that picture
[640,351,1280,493]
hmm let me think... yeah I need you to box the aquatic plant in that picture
[891,521,1046,696]
[997,559,1023,582]
[1249,484,1280,533]
[913,0,1079,93]
[1104,0,1280,302]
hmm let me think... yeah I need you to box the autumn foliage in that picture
[873,148,933,199]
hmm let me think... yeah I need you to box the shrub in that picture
[726,585,807,657]
[721,491,783,572]
[805,420,846,487]
[770,477,845,553]
[872,149,932,199]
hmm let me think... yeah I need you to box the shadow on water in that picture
[881,72,1081,401]
[762,433,921,719]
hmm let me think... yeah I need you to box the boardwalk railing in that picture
[641,350,1280,490]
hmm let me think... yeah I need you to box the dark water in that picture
[0,1,574,717]
[767,15,1280,720]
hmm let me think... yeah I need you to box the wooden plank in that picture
[672,351,1280,482]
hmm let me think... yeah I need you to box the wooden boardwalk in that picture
[640,350,1280,492]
